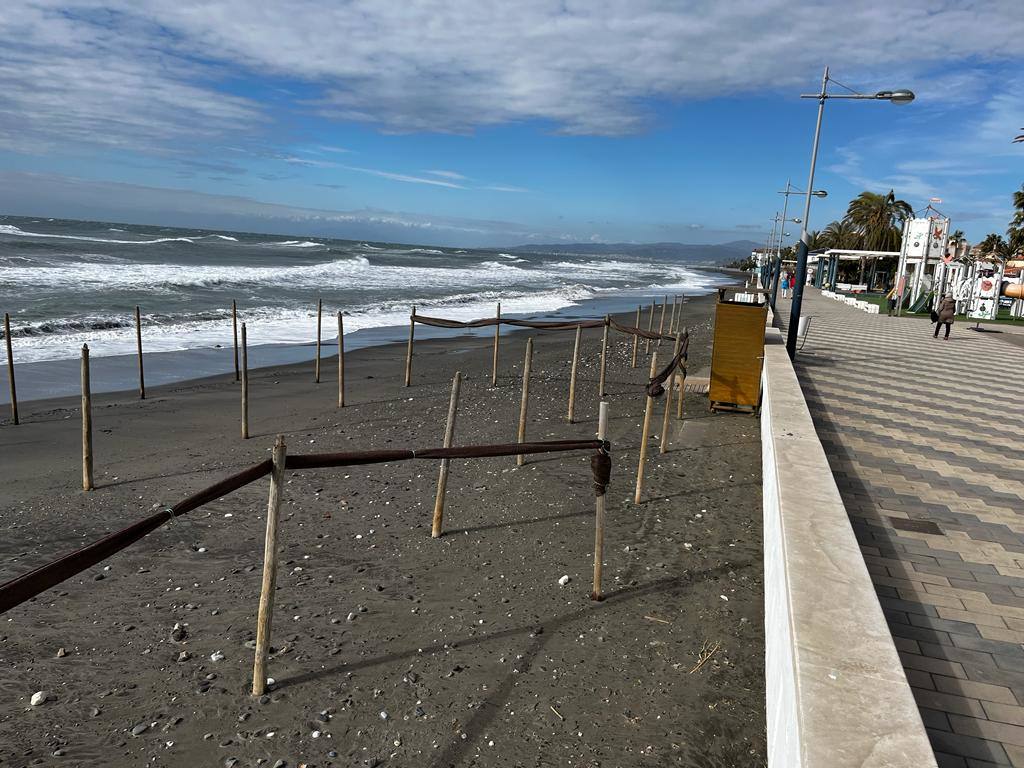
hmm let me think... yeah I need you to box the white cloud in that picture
[1,0,1021,153]
[425,170,468,180]
[340,165,467,188]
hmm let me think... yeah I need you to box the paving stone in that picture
[782,291,1024,764]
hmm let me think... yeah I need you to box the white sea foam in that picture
[276,240,322,248]
[0,224,235,246]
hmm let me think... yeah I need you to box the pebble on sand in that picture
[30,691,48,706]
[557,575,571,586]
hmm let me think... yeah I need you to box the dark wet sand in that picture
[0,294,765,767]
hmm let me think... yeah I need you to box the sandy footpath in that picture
[0,294,765,767]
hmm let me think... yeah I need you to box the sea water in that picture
[1,215,721,400]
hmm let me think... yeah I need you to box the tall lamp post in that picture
[770,181,826,310]
[786,66,914,358]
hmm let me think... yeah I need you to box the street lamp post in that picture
[765,215,779,288]
[785,66,914,358]
[770,182,826,310]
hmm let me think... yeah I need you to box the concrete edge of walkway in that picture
[761,322,938,768]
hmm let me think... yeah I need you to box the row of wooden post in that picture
[4,292,678,430]
[23,298,681,506]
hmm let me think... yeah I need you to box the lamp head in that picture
[811,190,828,198]
[876,89,915,104]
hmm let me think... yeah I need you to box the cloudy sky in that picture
[1,1,1022,246]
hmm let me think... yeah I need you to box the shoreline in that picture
[1,270,737,408]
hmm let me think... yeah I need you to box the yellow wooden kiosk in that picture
[709,287,768,414]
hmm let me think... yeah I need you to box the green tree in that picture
[844,190,914,250]
[821,220,863,249]
[1008,184,1024,258]
[844,190,913,281]
[977,233,1010,264]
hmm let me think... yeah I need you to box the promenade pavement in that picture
[776,289,1024,767]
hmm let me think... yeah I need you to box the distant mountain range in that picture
[507,240,759,263]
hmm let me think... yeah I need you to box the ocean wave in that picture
[0,224,236,246]
[276,240,322,248]
[0,255,375,291]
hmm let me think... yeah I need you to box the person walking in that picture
[934,294,956,340]
[782,272,791,299]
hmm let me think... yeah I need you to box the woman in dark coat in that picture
[934,295,956,340]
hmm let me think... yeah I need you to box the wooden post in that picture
[660,336,681,454]
[668,297,678,340]
[657,297,667,346]
[337,312,345,408]
[134,305,145,400]
[404,305,415,387]
[4,313,17,425]
[491,302,501,388]
[241,323,249,440]
[431,371,462,538]
[630,305,640,369]
[567,325,583,423]
[516,337,533,467]
[252,434,287,697]
[677,326,688,421]
[634,352,658,505]
[598,316,609,397]
[81,344,94,491]
[314,298,322,384]
[591,401,609,601]
[232,300,239,383]
[644,302,655,354]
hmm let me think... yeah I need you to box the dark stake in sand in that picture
[0,295,765,767]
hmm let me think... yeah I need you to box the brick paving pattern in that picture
[777,290,1024,767]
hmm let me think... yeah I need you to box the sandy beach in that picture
[0,294,765,767]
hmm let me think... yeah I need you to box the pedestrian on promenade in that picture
[933,294,956,340]
[886,284,898,316]
[782,272,791,299]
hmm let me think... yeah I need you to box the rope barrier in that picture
[413,312,681,342]
[646,334,690,398]
[0,439,607,616]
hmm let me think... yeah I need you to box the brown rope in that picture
[646,335,690,397]
[286,438,606,469]
[0,459,275,615]
[413,312,681,341]
[591,449,611,497]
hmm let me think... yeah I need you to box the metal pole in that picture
[771,181,792,309]
[786,66,828,359]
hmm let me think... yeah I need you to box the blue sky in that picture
[1,1,1022,247]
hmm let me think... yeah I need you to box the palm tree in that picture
[821,220,862,250]
[844,190,913,282]
[844,190,914,251]
[806,230,827,251]
[1009,184,1024,257]
[977,233,1010,264]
